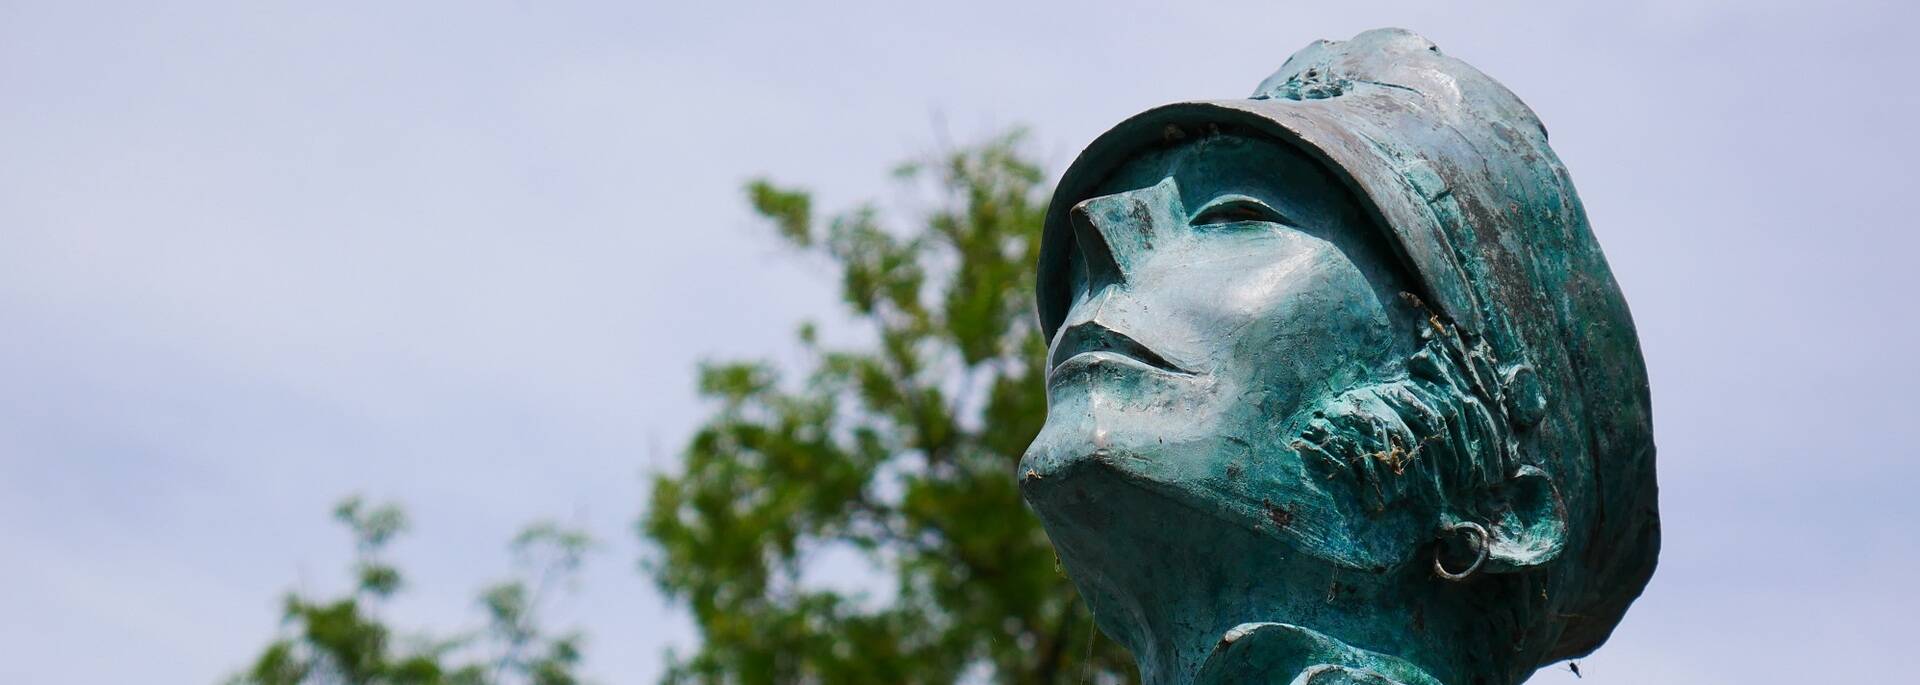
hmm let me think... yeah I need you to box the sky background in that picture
[2,1,1915,683]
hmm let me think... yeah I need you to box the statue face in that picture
[1023,133,1420,568]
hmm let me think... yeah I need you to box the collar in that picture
[1194,623,1445,685]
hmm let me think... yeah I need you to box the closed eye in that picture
[1189,194,1292,227]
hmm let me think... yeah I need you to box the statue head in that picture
[1019,29,1658,685]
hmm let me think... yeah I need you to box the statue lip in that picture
[1048,322,1193,379]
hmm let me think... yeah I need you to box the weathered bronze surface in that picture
[1020,28,1658,685]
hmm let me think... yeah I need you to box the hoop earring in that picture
[1434,521,1489,581]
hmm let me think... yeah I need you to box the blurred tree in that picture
[229,496,594,685]
[643,130,1136,684]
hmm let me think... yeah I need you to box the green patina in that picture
[1019,28,1657,685]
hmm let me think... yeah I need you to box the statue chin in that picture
[1023,378,1428,573]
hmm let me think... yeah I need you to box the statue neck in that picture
[1031,471,1487,685]
[1115,546,1460,685]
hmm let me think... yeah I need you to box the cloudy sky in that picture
[2,1,1914,683]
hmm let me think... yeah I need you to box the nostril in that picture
[1070,203,1124,289]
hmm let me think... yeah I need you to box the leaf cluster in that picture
[230,497,595,685]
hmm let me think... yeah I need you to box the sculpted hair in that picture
[1292,293,1520,518]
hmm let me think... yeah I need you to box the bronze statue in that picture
[1019,28,1658,685]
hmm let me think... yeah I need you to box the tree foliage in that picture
[230,496,595,685]
[643,131,1137,684]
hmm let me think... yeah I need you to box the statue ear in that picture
[1482,465,1567,573]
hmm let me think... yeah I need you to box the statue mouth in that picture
[1048,322,1193,380]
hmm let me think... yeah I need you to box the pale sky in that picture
[2,1,1914,683]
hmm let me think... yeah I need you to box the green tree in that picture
[642,130,1136,684]
[230,496,594,685]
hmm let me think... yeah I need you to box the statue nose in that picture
[1068,177,1186,288]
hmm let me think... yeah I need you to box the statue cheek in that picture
[1216,258,1395,416]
